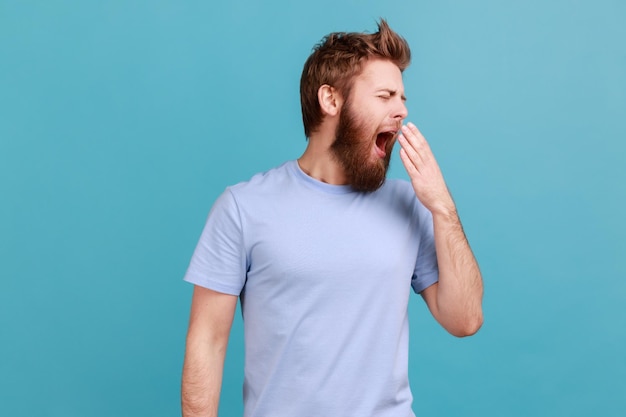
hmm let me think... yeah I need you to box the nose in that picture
[393,98,408,121]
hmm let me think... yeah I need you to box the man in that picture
[182,19,483,417]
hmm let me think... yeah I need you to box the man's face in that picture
[331,59,408,192]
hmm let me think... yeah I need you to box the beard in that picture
[330,102,395,192]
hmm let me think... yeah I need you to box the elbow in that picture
[448,313,483,338]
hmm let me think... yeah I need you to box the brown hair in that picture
[300,19,411,138]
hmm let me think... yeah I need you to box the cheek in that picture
[359,111,382,135]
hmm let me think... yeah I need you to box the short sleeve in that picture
[411,203,439,294]
[183,189,247,295]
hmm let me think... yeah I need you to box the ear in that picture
[317,84,343,117]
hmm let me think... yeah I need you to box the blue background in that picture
[1,1,624,416]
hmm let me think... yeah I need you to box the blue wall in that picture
[1,1,624,416]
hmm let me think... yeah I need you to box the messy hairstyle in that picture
[300,19,411,138]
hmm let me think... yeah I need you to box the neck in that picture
[298,127,347,185]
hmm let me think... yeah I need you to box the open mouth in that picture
[375,130,397,158]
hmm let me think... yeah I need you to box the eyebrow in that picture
[377,88,407,101]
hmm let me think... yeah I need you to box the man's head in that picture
[300,19,411,138]
[300,20,411,192]
[331,59,407,191]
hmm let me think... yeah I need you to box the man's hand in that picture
[398,122,483,337]
[398,123,455,216]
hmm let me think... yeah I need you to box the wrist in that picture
[430,204,458,221]
[428,195,457,217]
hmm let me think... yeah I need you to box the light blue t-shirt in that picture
[184,160,439,417]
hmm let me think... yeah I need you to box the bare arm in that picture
[420,211,483,337]
[182,286,238,417]
[399,123,483,337]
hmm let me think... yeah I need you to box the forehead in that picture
[352,59,404,92]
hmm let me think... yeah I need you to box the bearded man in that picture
[181,19,483,417]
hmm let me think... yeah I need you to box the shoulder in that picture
[378,178,432,219]
[228,161,293,196]
[379,178,417,205]
[218,161,296,214]
[382,178,414,194]
[213,161,294,207]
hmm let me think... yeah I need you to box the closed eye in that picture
[376,89,406,102]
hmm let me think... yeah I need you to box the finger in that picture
[398,132,425,168]
[403,123,433,162]
[406,122,425,140]
[399,124,426,158]
[399,147,421,177]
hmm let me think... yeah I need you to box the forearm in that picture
[397,122,483,335]
[182,286,237,417]
[431,208,483,336]
[181,333,228,417]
